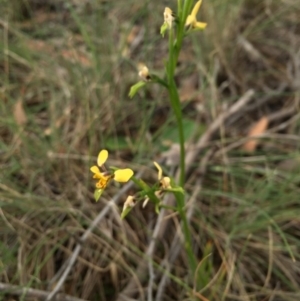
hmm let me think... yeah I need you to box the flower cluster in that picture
[90,149,134,201]
[185,0,207,30]
[142,161,172,208]
[161,0,207,36]
[121,161,178,219]
[91,1,207,217]
[90,150,180,218]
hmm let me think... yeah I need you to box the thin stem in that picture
[168,80,185,186]
[175,193,197,271]
[166,0,194,187]
[164,0,197,284]
[177,0,182,17]
[174,0,193,63]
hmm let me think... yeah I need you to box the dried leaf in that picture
[13,99,27,126]
[242,116,269,152]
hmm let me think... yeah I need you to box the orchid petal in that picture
[186,0,207,29]
[153,161,162,180]
[195,22,207,29]
[185,15,194,26]
[191,0,202,18]
[114,169,134,182]
[90,165,101,175]
[97,149,108,166]
[161,177,171,189]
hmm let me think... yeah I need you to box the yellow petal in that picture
[195,22,207,29]
[153,161,162,180]
[90,165,101,175]
[161,177,171,189]
[191,0,202,18]
[114,169,134,182]
[185,15,194,26]
[97,149,108,166]
[96,175,112,189]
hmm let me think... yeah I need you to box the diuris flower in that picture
[90,150,134,200]
[153,161,172,190]
[185,0,207,30]
[143,161,172,208]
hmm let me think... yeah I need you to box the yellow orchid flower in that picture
[153,161,172,190]
[185,0,207,30]
[90,150,134,198]
[143,161,172,208]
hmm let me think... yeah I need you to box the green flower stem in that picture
[177,0,182,17]
[174,0,193,64]
[164,0,197,283]
[130,176,161,204]
[167,27,176,77]
[151,75,169,88]
[175,192,198,272]
[168,79,185,186]
[166,0,195,187]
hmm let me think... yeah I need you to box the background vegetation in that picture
[1,0,300,300]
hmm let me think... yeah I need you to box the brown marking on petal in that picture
[95,174,114,189]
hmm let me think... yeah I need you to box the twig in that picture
[264,226,273,288]
[225,84,286,130]
[0,282,86,301]
[46,170,143,301]
[147,259,154,301]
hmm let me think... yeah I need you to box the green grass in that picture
[1,0,300,300]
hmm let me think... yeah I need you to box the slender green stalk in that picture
[175,192,198,273]
[174,0,193,63]
[165,0,195,187]
[168,80,185,186]
[177,0,182,17]
[165,0,198,284]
